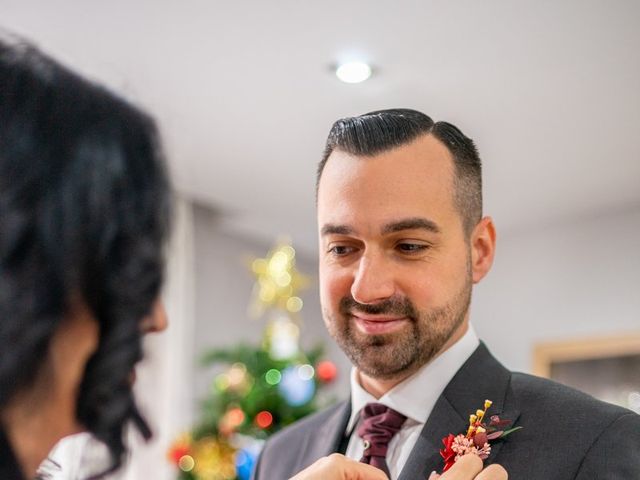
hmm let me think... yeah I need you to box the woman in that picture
[0,34,171,479]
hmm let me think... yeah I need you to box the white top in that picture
[345,325,480,480]
[38,433,119,479]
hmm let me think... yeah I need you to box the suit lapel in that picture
[295,400,351,471]
[399,394,467,479]
[399,343,520,479]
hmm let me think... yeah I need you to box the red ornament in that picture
[219,407,246,436]
[167,444,190,465]
[316,360,337,383]
[255,410,274,429]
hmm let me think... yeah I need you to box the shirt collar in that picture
[347,324,480,432]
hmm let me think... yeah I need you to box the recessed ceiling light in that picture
[335,61,372,84]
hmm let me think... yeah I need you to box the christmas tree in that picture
[168,242,338,480]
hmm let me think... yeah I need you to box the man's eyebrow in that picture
[381,217,441,235]
[320,224,354,236]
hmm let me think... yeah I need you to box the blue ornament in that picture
[236,447,259,480]
[278,366,316,406]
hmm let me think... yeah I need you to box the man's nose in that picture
[140,299,168,333]
[350,251,395,305]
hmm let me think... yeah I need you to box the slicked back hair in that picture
[0,35,170,478]
[317,108,483,235]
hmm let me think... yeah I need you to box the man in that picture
[253,109,640,479]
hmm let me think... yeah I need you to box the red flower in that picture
[440,434,457,472]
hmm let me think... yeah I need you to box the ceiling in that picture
[3,0,639,256]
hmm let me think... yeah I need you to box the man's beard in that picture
[324,276,472,381]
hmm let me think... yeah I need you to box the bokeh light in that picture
[265,368,282,385]
[178,455,195,472]
[255,410,274,429]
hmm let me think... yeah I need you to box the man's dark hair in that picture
[0,37,171,477]
[317,108,482,235]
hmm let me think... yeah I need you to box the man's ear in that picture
[470,216,496,284]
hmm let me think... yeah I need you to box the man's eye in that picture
[397,243,428,253]
[328,245,353,256]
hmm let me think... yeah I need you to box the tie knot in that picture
[357,403,407,464]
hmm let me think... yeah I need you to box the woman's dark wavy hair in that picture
[0,36,171,477]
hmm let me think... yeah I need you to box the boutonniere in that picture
[439,399,521,473]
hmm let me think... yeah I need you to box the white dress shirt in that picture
[344,325,480,480]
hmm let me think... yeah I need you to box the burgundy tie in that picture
[357,403,407,477]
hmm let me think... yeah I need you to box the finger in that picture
[305,454,388,480]
[428,471,441,480]
[475,464,508,480]
[345,460,389,480]
[441,454,483,478]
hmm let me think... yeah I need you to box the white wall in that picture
[472,206,640,373]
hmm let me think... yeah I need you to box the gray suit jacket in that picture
[253,343,640,479]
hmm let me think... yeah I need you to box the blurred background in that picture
[3,1,639,478]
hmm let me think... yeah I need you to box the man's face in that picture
[317,134,477,381]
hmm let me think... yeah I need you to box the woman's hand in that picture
[428,455,507,480]
[290,453,389,480]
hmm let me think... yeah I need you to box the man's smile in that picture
[350,313,410,335]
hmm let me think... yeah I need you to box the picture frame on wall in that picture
[533,333,640,414]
